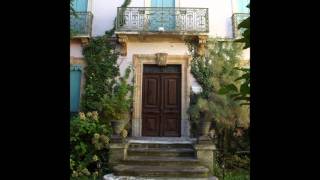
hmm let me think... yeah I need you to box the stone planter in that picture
[198,112,212,137]
[111,120,127,135]
[199,120,212,136]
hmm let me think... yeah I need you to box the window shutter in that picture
[70,65,82,113]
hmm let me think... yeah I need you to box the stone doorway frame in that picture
[132,54,192,137]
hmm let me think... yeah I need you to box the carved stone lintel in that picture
[155,53,168,66]
[197,35,208,56]
[118,35,128,56]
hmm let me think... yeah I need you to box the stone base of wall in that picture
[194,143,216,174]
[108,142,129,169]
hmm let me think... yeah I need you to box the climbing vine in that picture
[81,0,132,112]
[105,0,132,36]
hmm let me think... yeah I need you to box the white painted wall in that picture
[129,0,144,7]
[117,41,201,91]
[91,0,125,36]
[118,41,189,76]
[70,42,84,58]
[70,0,249,92]
[90,0,234,38]
[180,0,233,38]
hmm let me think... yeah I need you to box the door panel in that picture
[142,114,161,136]
[162,75,181,136]
[142,74,161,136]
[163,77,179,108]
[143,76,161,108]
[142,65,181,137]
[162,113,180,136]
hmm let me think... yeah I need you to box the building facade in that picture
[70,0,250,138]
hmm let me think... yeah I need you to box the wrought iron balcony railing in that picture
[70,12,93,37]
[232,13,249,39]
[116,7,209,33]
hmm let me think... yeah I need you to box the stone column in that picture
[194,143,216,174]
[108,142,129,169]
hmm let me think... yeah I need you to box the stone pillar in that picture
[194,143,216,174]
[108,142,129,169]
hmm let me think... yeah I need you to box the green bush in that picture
[81,36,120,112]
[98,67,133,121]
[70,112,112,179]
[224,169,250,180]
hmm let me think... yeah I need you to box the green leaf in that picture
[238,17,250,30]
[234,67,250,73]
[240,103,250,106]
[235,73,250,82]
[230,93,241,99]
[240,83,250,95]
[234,96,250,101]
[219,84,238,94]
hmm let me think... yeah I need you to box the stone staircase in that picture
[111,141,215,179]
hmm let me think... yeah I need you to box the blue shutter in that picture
[237,0,250,13]
[162,0,175,7]
[70,65,82,113]
[150,0,175,31]
[72,0,88,12]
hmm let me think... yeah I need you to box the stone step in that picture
[127,147,195,157]
[113,164,209,178]
[104,173,219,180]
[122,156,200,166]
[129,143,193,149]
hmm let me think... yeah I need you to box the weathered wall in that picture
[117,39,202,91]
[70,41,84,58]
[90,0,235,38]
[70,0,249,95]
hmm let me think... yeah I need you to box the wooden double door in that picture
[142,65,181,137]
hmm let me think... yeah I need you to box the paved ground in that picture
[127,137,197,144]
[103,174,218,180]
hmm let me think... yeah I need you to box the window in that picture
[72,0,88,12]
[150,0,176,31]
[232,0,249,39]
[70,64,82,113]
[236,0,249,13]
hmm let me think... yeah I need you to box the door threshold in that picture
[127,137,196,144]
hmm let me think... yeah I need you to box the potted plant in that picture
[99,67,133,136]
[188,94,215,140]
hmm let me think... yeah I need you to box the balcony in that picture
[70,12,93,38]
[232,13,249,39]
[115,7,209,34]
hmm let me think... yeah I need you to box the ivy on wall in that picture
[81,0,132,112]
[185,37,213,98]
[186,38,248,128]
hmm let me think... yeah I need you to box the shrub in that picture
[98,67,133,121]
[81,36,120,112]
[70,112,112,179]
